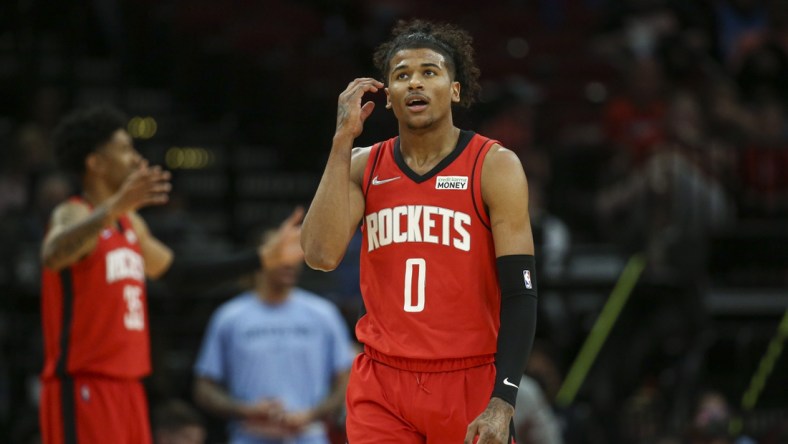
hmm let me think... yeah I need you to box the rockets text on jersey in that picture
[364,205,471,252]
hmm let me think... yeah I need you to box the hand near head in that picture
[109,161,171,216]
[336,78,384,140]
[261,207,305,269]
[465,397,514,444]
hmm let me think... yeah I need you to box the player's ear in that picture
[451,81,461,104]
[85,152,102,174]
[385,87,392,109]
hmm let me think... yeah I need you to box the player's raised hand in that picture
[335,77,384,140]
[464,398,514,444]
[261,206,305,269]
[109,161,171,215]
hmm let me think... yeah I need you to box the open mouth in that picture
[406,95,429,111]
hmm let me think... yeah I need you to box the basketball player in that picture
[301,20,538,444]
[39,105,303,444]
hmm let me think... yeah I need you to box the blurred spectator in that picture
[713,0,768,67]
[688,390,756,444]
[152,399,206,444]
[618,380,667,444]
[733,0,788,106]
[597,91,736,276]
[594,0,680,59]
[739,98,788,216]
[602,57,668,168]
[193,230,355,444]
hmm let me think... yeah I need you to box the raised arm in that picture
[41,164,171,271]
[301,78,383,271]
[466,144,537,444]
[151,207,305,288]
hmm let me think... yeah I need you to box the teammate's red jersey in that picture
[41,197,150,380]
[358,130,500,363]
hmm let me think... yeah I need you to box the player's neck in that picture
[81,178,116,208]
[398,125,460,172]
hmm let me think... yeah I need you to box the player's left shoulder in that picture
[480,142,528,208]
[485,142,521,164]
[482,142,526,179]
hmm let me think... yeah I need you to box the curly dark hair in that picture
[373,19,481,108]
[52,105,127,176]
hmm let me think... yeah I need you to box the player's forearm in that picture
[41,203,119,270]
[193,378,246,419]
[302,136,356,270]
[492,255,538,407]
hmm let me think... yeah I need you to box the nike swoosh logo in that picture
[503,377,519,388]
[372,175,401,185]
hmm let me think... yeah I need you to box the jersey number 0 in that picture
[404,258,426,312]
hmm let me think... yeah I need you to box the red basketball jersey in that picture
[41,198,150,380]
[358,130,501,362]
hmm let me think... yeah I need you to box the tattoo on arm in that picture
[44,206,114,268]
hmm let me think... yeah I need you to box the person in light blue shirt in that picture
[193,230,355,444]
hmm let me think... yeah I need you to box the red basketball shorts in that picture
[346,351,505,443]
[39,375,152,444]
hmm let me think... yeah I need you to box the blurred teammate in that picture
[301,20,538,444]
[39,105,302,444]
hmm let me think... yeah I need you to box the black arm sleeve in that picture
[491,254,538,407]
[160,250,261,289]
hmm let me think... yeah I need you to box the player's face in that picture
[93,129,143,190]
[385,48,461,131]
